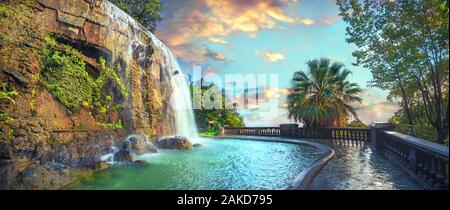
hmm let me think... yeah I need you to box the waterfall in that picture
[104,1,198,139]
[147,33,199,139]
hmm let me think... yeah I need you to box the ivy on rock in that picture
[40,33,129,116]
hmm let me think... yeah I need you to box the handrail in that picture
[381,131,449,189]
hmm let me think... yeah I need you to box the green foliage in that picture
[192,84,245,134]
[146,127,153,138]
[287,58,362,127]
[98,57,129,99]
[41,35,97,113]
[109,0,162,31]
[345,119,368,128]
[389,107,448,145]
[337,0,449,143]
[40,34,128,118]
[0,81,17,138]
[98,119,123,130]
[0,4,13,16]
[0,82,18,104]
[199,129,219,137]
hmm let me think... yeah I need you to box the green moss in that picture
[98,57,129,99]
[40,37,97,113]
[0,4,14,16]
[40,34,128,119]
[98,119,123,130]
[0,81,17,138]
[7,128,14,137]
[0,81,18,104]
[146,127,153,138]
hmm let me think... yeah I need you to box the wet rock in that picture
[121,140,131,152]
[113,141,134,162]
[0,160,74,190]
[127,135,158,155]
[94,161,109,170]
[102,146,119,155]
[193,143,202,148]
[0,142,14,160]
[113,150,133,162]
[156,136,193,150]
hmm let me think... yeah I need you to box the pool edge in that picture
[203,135,336,190]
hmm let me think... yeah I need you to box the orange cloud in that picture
[208,37,230,45]
[156,0,312,64]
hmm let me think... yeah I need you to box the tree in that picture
[346,118,368,128]
[191,83,245,135]
[287,58,362,128]
[109,0,162,32]
[337,0,449,143]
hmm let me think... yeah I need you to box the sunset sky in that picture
[155,0,401,126]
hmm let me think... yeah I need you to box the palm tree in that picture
[287,58,362,127]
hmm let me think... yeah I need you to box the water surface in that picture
[70,138,323,190]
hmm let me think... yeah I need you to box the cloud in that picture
[321,15,341,25]
[263,51,285,63]
[208,37,230,45]
[156,0,313,64]
[301,18,315,26]
[352,88,401,124]
[205,50,226,61]
[354,102,401,125]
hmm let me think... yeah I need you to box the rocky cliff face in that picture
[0,0,178,189]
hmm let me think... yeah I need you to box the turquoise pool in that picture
[69,138,324,190]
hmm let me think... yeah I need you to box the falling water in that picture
[104,2,198,139]
[146,33,199,139]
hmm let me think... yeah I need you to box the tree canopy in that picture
[287,58,362,128]
[109,0,162,32]
[191,83,245,135]
[337,0,449,143]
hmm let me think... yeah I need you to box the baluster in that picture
[435,161,448,188]
[429,158,438,185]
[423,155,432,180]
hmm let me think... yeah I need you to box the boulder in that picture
[193,143,202,148]
[112,141,134,162]
[113,150,133,162]
[94,161,109,170]
[155,136,192,150]
[0,142,14,160]
[127,135,158,155]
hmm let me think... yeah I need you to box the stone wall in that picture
[0,0,175,189]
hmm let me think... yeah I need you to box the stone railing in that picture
[295,128,370,141]
[224,125,370,141]
[224,127,281,136]
[370,123,449,189]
